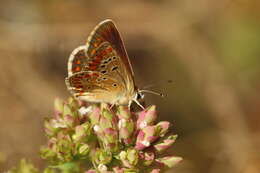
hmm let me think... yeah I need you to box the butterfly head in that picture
[132,90,146,109]
[136,91,145,100]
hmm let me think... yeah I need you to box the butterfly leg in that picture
[128,100,132,110]
[133,99,145,110]
[109,104,115,110]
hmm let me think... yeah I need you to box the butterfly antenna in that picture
[142,84,156,89]
[142,80,173,89]
[139,90,165,97]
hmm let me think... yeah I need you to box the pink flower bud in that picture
[150,169,161,173]
[137,105,157,129]
[154,135,177,153]
[156,156,182,168]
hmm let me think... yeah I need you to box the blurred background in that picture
[0,0,260,172]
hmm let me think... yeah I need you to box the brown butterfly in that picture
[65,19,147,108]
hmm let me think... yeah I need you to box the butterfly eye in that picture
[137,93,141,100]
[137,93,144,100]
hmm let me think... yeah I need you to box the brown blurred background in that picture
[1,0,260,172]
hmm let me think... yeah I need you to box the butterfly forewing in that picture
[86,19,134,78]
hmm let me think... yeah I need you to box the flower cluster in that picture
[40,97,182,173]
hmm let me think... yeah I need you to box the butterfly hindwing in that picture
[65,71,125,103]
[68,46,88,76]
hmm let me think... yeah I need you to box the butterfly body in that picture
[65,19,140,106]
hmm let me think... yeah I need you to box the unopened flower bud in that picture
[73,122,91,142]
[156,156,182,168]
[137,105,157,129]
[156,121,170,137]
[154,135,177,153]
[98,164,107,172]
[79,106,92,115]
[78,143,90,156]
[150,169,160,173]
[94,149,112,165]
[117,106,132,119]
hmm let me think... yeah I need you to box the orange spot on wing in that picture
[75,60,81,64]
[92,73,99,77]
[91,49,96,55]
[107,47,113,52]
[74,66,81,72]
[84,74,90,78]
[95,55,102,61]
[79,91,84,96]
[94,43,98,47]
[90,60,101,66]
[101,50,107,56]
[89,65,97,70]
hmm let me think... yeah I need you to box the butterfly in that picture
[65,19,146,108]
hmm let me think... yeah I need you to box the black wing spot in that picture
[113,83,117,87]
[101,70,107,74]
[103,77,107,80]
[108,58,112,62]
[100,65,106,68]
[111,66,118,71]
[113,56,116,60]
